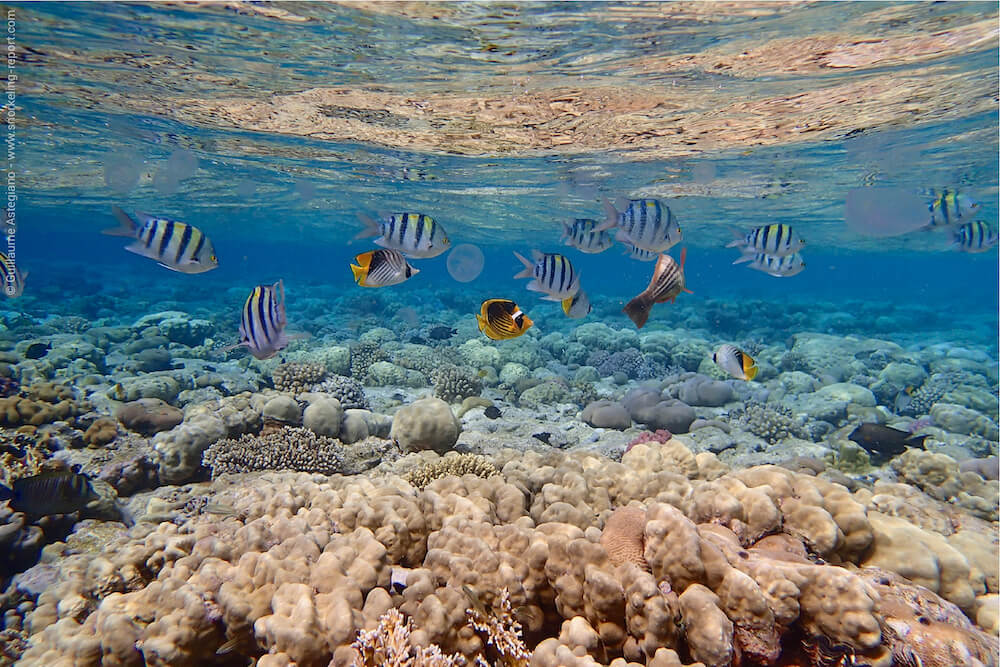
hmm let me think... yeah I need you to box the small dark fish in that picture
[24,342,51,360]
[848,423,929,465]
[0,471,98,516]
[483,406,501,419]
[532,432,552,445]
[428,325,457,340]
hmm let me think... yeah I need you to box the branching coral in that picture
[202,425,350,477]
[430,364,483,404]
[271,361,327,394]
[403,454,499,490]
[730,401,810,444]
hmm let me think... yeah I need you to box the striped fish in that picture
[356,212,450,259]
[622,243,658,262]
[0,251,25,298]
[927,189,979,228]
[103,206,218,273]
[713,344,758,381]
[350,249,418,287]
[476,298,533,340]
[952,221,998,253]
[741,252,805,277]
[600,198,682,253]
[623,248,691,329]
[560,218,613,254]
[561,289,591,319]
[513,250,580,301]
[728,223,804,257]
[227,280,289,360]
[0,471,98,516]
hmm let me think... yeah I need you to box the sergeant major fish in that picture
[560,218,613,254]
[223,280,289,360]
[623,248,691,329]
[622,243,658,262]
[103,205,218,273]
[952,221,998,253]
[727,223,804,257]
[599,198,682,253]
[0,251,25,298]
[926,189,979,228]
[513,250,580,301]
[712,344,758,381]
[739,252,805,277]
[350,249,419,287]
[476,298,533,340]
[355,212,450,259]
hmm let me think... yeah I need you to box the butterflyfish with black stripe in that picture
[713,344,758,381]
[513,250,580,301]
[561,289,591,319]
[223,280,289,360]
[103,206,218,273]
[623,248,692,329]
[0,251,25,298]
[350,249,419,287]
[728,223,804,257]
[599,198,682,253]
[355,212,451,259]
[476,299,533,340]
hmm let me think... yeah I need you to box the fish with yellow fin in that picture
[712,344,758,381]
[350,249,418,287]
[561,289,591,319]
[476,299,533,340]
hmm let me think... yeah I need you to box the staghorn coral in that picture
[312,374,369,410]
[271,361,327,394]
[202,425,352,477]
[430,364,483,404]
[403,453,500,490]
[15,440,998,667]
[730,400,810,444]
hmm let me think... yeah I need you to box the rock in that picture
[116,398,184,436]
[931,403,1000,440]
[678,375,735,407]
[580,400,631,430]
[389,397,460,454]
[302,397,342,437]
[262,395,301,424]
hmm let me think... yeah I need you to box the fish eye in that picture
[210,255,217,262]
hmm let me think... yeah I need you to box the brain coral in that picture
[13,440,998,667]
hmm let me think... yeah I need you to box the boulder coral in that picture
[14,440,998,667]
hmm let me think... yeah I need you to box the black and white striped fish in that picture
[356,212,450,259]
[103,206,218,273]
[622,243,658,262]
[952,221,998,253]
[738,252,805,277]
[225,280,289,360]
[727,223,804,257]
[513,250,580,301]
[599,198,682,253]
[350,249,419,287]
[560,218,613,254]
[0,251,25,298]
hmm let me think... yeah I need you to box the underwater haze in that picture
[3,2,1000,666]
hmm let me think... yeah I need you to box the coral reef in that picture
[271,361,327,395]
[351,342,389,380]
[430,364,483,404]
[390,397,461,454]
[312,375,369,410]
[402,453,500,490]
[14,439,997,667]
[729,401,810,445]
[202,425,379,477]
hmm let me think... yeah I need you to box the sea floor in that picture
[0,279,997,666]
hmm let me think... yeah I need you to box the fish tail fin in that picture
[724,226,745,247]
[103,205,139,237]
[904,434,930,449]
[743,354,759,381]
[623,296,651,329]
[732,254,753,265]
[354,213,380,240]
[595,198,619,232]
[559,219,572,243]
[512,251,534,279]
[350,263,367,284]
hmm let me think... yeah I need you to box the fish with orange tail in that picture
[622,248,691,329]
[476,299,533,340]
